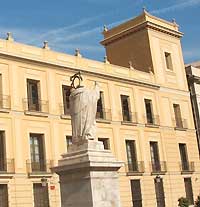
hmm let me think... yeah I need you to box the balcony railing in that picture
[125,161,145,174]
[144,114,160,126]
[180,161,195,173]
[96,108,112,121]
[26,159,54,174]
[121,111,138,123]
[173,119,188,129]
[0,159,15,174]
[23,98,49,113]
[150,161,167,174]
[0,95,11,110]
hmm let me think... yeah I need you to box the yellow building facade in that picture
[0,11,200,207]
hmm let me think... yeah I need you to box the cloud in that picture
[151,0,200,14]
[27,14,106,45]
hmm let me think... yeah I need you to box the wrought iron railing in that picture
[173,119,188,129]
[180,161,195,173]
[26,159,54,174]
[121,111,138,123]
[0,95,11,110]
[125,161,145,173]
[144,114,160,126]
[23,98,49,113]
[150,161,167,173]
[96,108,112,121]
[0,159,15,173]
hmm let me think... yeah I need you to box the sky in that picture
[0,0,199,64]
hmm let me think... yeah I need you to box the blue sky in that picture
[0,0,199,64]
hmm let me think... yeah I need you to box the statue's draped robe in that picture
[69,85,99,142]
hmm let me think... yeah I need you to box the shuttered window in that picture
[130,180,142,207]
[33,183,49,207]
[184,178,194,205]
[0,131,6,171]
[0,184,8,207]
[154,178,165,207]
[62,85,71,115]
[121,95,131,121]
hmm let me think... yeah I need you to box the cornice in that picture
[101,21,183,46]
[0,51,160,90]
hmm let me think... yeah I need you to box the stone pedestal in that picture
[53,140,123,207]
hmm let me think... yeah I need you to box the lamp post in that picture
[41,177,48,187]
[155,175,161,183]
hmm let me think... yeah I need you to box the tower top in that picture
[101,10,182,47]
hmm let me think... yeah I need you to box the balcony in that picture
[150,161,167,174]
[96,108,112,123]
[121,111,138,125]
[26,159,54,177]
[173,119,188,130]
[0,95,11,111]
[23,98,49,116]
[144,114,160,127]
[180,161,195,174]
[125,161,145,175]
[0,159,15,177]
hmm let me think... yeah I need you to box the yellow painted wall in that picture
[0,12,199,207]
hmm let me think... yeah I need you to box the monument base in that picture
[53,140,123,207]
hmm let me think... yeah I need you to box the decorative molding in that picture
[0,51,160,90]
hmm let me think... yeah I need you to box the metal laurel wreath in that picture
[70,71,83,89]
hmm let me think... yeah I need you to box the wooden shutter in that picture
[184,178,194,205]
[131,180,142,207]
[33,183,49,207]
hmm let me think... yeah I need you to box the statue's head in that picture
[70,71,84,89]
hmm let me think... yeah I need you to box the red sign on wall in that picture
[50,185,55,190]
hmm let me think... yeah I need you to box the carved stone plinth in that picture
[53,140,123,207]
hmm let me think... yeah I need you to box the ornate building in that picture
[186,61,200,155]
[0,10,199,207]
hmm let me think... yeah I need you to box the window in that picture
[184,178,194,205]
[154,178,166,207]
[130,180,142,207]
[150,142,161,172]
[62,85,71,115]
[33,183,50,207]
[30,133,45,172]
[126,140,138,172]
[164,52,173,70]
[98,138,110,150]
[0,184,8,207]
[27,79,40,111]
[96,91,105,119]
[121,95,131,122]
[179,144,189,171]
[173,104,183,128]
[0,131,6,172]
[0,74,2,108]
[66,136,72,150]
[144,99,154,124]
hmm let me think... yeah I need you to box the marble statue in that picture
[69,72,100,143]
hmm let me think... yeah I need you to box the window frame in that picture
[98,137,110,150]
[164,52,173,71]
[27,79,41,112]
[120,94,131,122]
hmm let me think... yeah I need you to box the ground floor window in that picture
[0,184,8,207]
[130,179,142,207]
[154,177,165,207]
[33,183,49,207]
[184,178,194,205]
